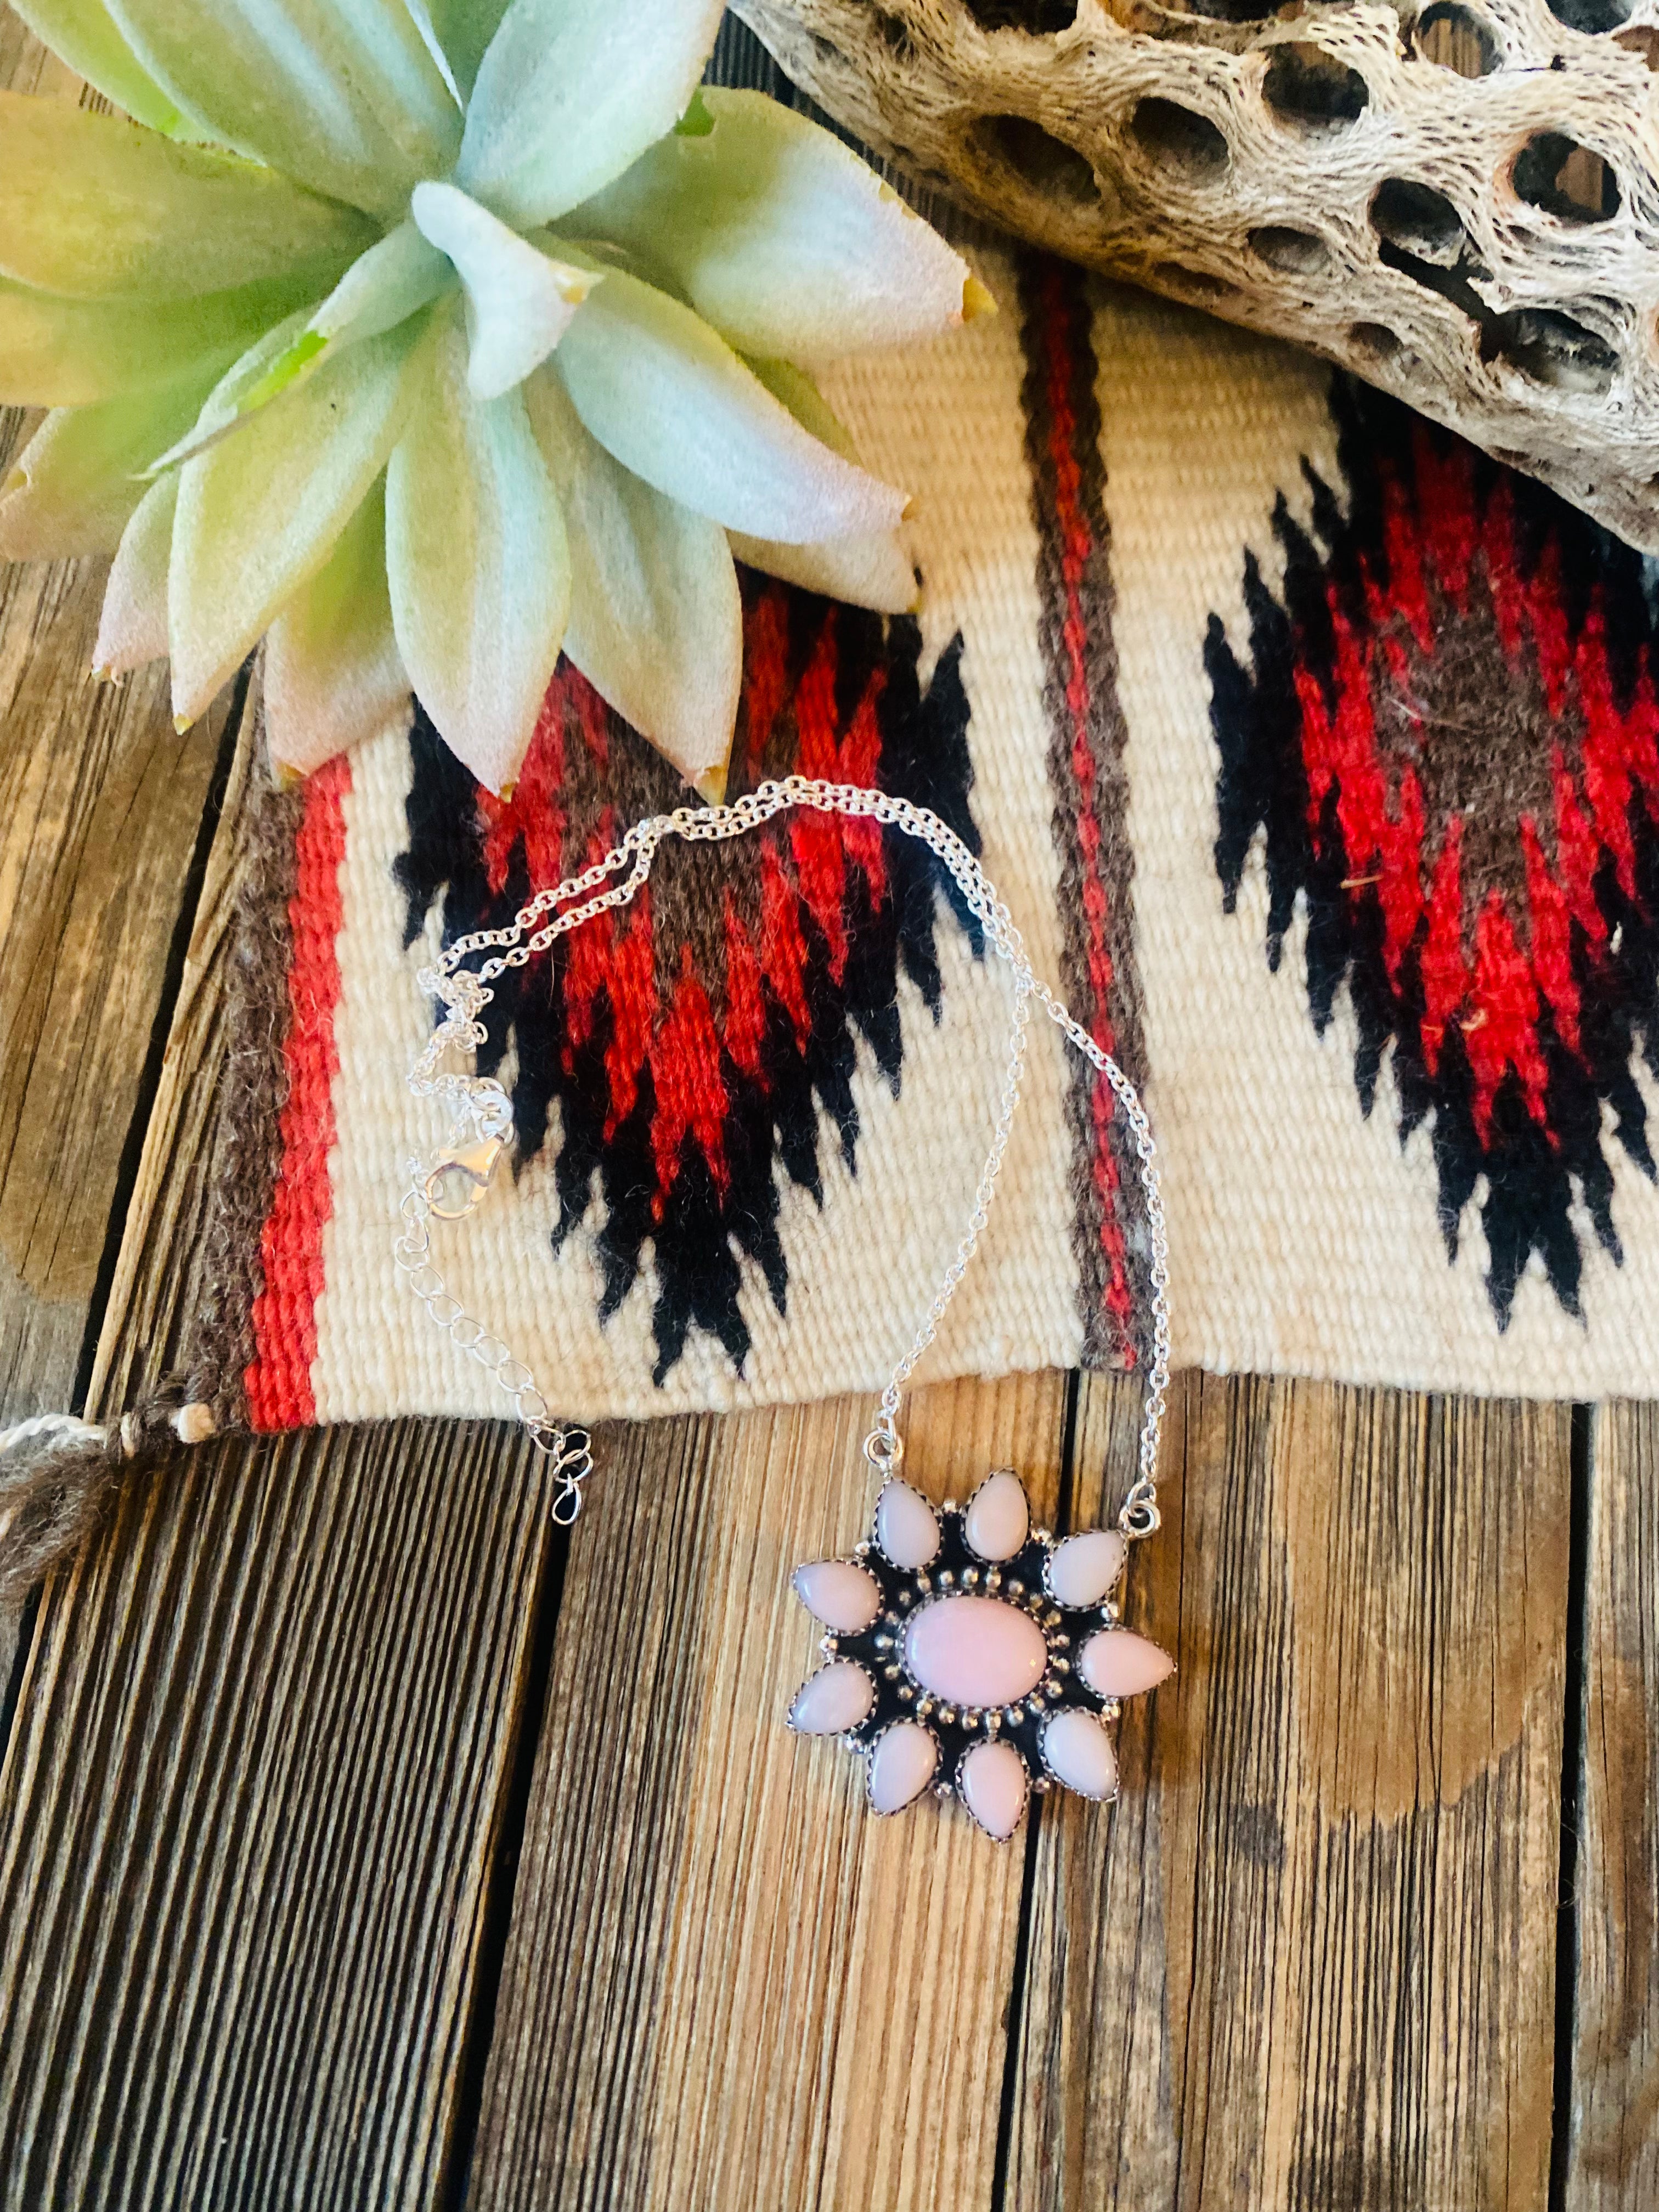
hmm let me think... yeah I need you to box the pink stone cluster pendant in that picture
[788,1469,1173,1841]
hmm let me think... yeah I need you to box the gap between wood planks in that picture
[990,1371,1084,2209]
[0,661,1606,2197]
[0,672,242,1709]
[436,1470,579,2206]
[0,638,1610,2203]
[0,20,1621,2196]
[66,668,249,1424]
[1549,1406,1593,2212]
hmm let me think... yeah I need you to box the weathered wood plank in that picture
[1007,1373,1571,2211]
[0,606,558,2202]
[466,1371,1073,2212]
[0,1415,556,2211]
[0,587,223,1418]
[84,674,277,1421]
[0,17,229,1433]
[1567,1402,1659,2210]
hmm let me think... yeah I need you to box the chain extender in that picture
[396,776,1171,1537]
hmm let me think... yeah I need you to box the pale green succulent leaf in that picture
[11,0,190,134]
[154,224,452,464]
[524,366,740,797]
[170,318,419,721]
[104,0,464,217]
[94,470,176,676]
[550,263,907,545]
[458,0,724,229]
[573,89,977,360]
[0,273,316,405]
[266,484,410,775]
[0,91,375,301]
[436,0,512,92]
[0,358,232,560]
[411,181,594,401]
[403,0,509,99]
[398,0,463,104]
[145,304,325,473]
[726,356,916,611]
[386,321,569,793]
[729,529,917,616]
[743,355,859,462]
[308,219,453,349]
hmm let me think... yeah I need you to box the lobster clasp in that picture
[424,1134,505,1220]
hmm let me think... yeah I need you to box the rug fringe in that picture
[0,1403,218,1607]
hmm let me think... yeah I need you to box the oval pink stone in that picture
[903,1594,1047,1709]
[1079,1627,1175,1700]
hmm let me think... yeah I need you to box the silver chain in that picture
[398,776,1171,1538]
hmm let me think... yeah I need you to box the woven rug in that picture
[187,246,1659,1429]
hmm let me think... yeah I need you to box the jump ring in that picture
[1119,1495,1161,1541]
[862,1427,903,1474]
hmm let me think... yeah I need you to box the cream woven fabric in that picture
[228,253,1659,1429]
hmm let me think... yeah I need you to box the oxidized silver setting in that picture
[788,1469,1172,1840]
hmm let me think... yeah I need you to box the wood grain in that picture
[0,1415,556,2211]
[466,1372,1073,2212]
[0,591,561,2203]
[0,579,223,1414]
[0,20,1619,2211]
[0,13,229,1429]
[85,673,274,1420]
[1008,1373,1573,2211]
[1567,1403,1659,2209]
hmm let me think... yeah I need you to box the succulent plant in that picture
[0,1,985,795]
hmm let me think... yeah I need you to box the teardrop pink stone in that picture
[1079,1627,1175,1700]
[959,1738,1028,1840]
[788,1662,874,1735]
[876,1479,939,1569]
[792,1559,880,1633]
[964,1470,1029,1561]
[1046,1529,1127,1609]
[868,1721,938,1814]
[903,1595,1047,1709]
[1042,1709,1119,1801]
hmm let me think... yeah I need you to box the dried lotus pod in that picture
[735,0,1659,548]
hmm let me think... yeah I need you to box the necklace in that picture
[396,775,1172,1841]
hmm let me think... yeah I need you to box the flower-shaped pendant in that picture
[788,1469,1173,1839]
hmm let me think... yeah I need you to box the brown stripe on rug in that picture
[179,719,307,1431]
[1018,255,1153,1371]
